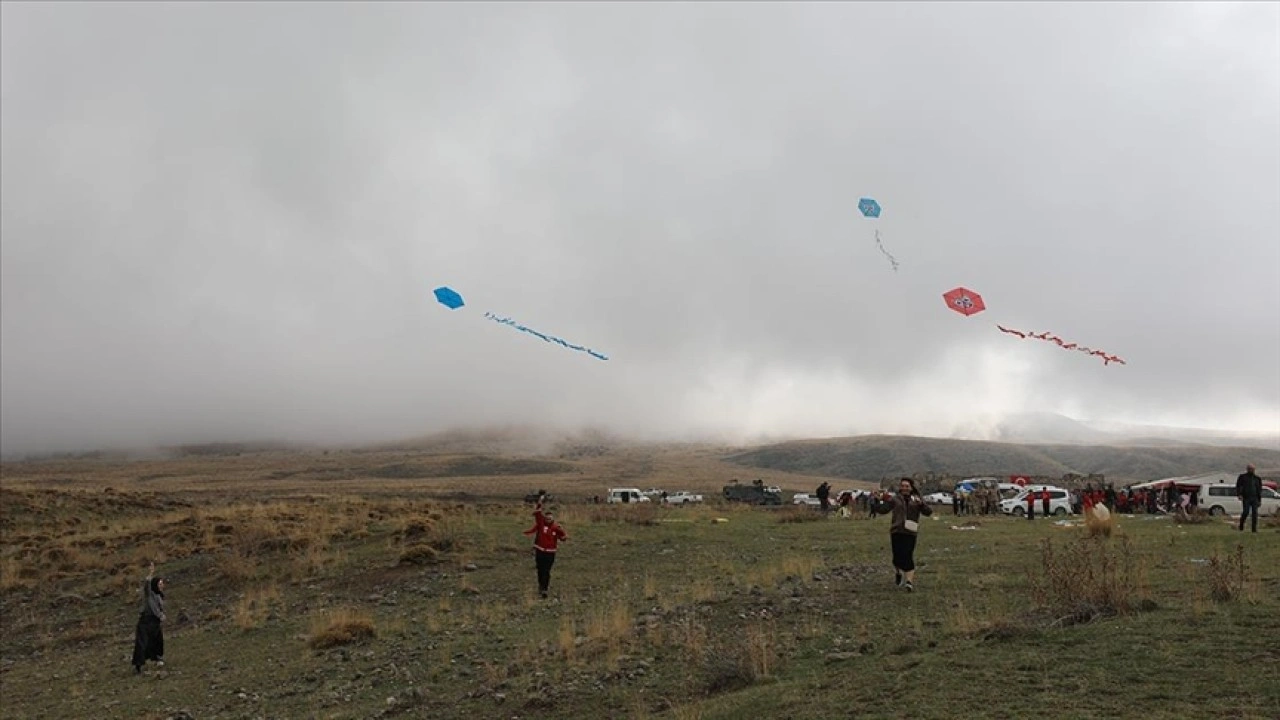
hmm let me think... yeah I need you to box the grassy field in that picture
[1,450,1278,720]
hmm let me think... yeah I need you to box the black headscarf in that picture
[150,577,165,597]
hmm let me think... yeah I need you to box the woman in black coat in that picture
[131,561,167,673]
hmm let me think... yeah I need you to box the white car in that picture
[924,492,954,505]
[1198,484,1280,517]
[1000,486,1073,517]
[791,493,822,506]
[664,491,704,505]
[607,488,651,504]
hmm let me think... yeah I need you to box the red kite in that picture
[943,287,986,317]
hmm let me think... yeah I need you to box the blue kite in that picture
[434,286,465,309]
[857,196,898,272]
[432,284,608,361]
[858,197,881,218]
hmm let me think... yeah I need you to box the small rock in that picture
[465,563,478,572]
[825,652,859,663]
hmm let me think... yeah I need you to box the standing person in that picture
[523,501,567,598]
[1026,489,1036,521]
[816,482,831,513]
[131,561,166,674]
[1236,463,1264,533]
[871,478,932,592]
[1040,487,1051,518]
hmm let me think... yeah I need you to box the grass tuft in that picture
[308,607,376,649]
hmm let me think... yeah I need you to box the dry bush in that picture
[308,607,376,649]
[289,544,346,579]
[234,584,282,630]
[688,578,717,603]
[1173,509,1211,525]
[670,703,705,720]
[1028,536,1148,624]
[584,504,660,526]
[642,572,658,600]
[0,554,37,592]
[776,508,824,524]
[672,613,708,661]
[1204,544,1247,603]
[558,616,578,661]
[744,555,820,589]
[398,544,441,566]
[700,620,778,695]
[214,552,256,585]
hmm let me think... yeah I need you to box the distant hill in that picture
[967,412,1280,449]
[725,434,1280,483]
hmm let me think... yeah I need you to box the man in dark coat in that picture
[1236,463,1264,533]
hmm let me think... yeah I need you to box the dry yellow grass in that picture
[308,607,376,649]
[234,584,282,630]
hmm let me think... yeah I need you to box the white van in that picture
[1197,484,1280,517]
[607,488,651,504]
[999,486,1073,517]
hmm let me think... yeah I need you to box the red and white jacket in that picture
[523,506,567,553]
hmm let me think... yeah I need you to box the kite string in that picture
[484,312,608,361]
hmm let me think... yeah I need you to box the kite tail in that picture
[483,312,608,361]
[874,229,900,272]
[995,325,1124,366]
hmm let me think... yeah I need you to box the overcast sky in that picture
[2,2,1278,454]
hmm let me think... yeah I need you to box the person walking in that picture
[1236,463,1264,533]
[523,501,568,598]
[131,561,166,674]
[871,478,933,592]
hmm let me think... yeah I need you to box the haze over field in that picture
[2,3,1278,456]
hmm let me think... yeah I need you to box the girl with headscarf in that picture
[131,561,167,674]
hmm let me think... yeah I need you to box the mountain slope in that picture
[725,435,1280,482]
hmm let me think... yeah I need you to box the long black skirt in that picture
[890,532,918,572]
[132,614,163,668]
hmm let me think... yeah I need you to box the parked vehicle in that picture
[999,486,1073,516]
[792,493,821,506]
[607,488,651,504]
[723,481,783,505]
[1198,484,1280,517]
[664,491,703,505]
[923,492,954,505]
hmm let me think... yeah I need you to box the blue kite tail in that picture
[484,312,608,361]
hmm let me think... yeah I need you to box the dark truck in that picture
[722,479,782,505]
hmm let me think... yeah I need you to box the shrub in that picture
[1028,536,1146,624]
[1204,544,1247,603]
[308,607,376,649]
[776,508,824,524]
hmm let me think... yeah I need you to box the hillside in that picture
[725,434,1280,483]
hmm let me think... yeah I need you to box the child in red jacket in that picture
[523,503,567,598]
